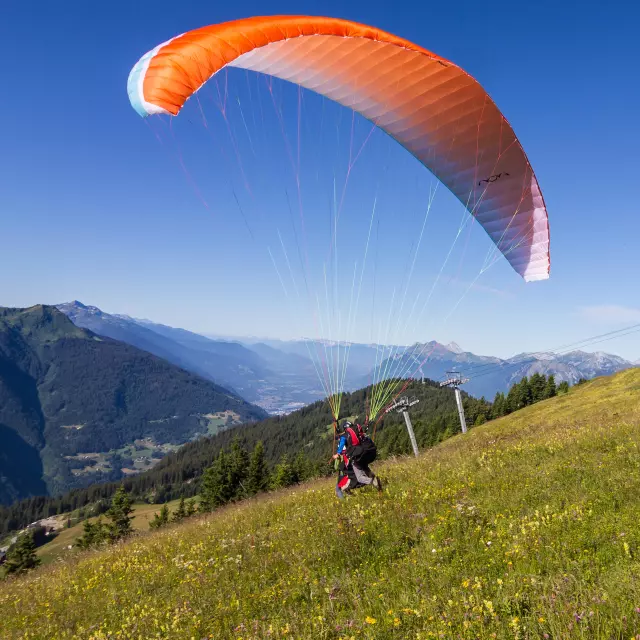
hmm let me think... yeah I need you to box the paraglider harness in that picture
[336,420,377,467]
[334,420,377,493]
[342,422,377,466]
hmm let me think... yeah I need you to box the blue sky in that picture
[1,0,638,361]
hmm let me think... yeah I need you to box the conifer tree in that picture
[544,374,557,399]
[472,397,490,425]
[557,380,570,394]
[247,441,269,496]
[292,451,312,483]
[158,503,170,524]
[229,437,250,499]
[149,504,170,529]
[185,498,198,517]
[106,486,134,541]
[76,517,107,549]
[4,532,40,575]
[492,392,506,418]
[505,384,518,414]
[171,497,187,523]
[519,376,533,407]
[271,455,295,489]
[200,449,233,511]
[529,373,546,402]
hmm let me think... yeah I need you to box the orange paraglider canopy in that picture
[128,15,550,282]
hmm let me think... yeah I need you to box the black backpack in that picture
[345,424,377,466]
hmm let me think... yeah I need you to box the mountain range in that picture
[58,302,324,414]
[1,301,635,511]
[0,305,265,505]
[368,341,635,399]
[59,301,637,408]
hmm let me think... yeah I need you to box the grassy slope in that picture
[1,369,640,639]
[35,498,185,566]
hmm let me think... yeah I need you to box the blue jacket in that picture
[336,434,348,455]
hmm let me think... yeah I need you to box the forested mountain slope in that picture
[1,378,484,530]
[0,305,266,505]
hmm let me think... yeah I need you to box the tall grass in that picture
[2,369,640,639]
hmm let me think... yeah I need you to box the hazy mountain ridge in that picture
[58,302,324,413]
[58,302,636,409]
[58,302,266,392]
[371,342,635,399]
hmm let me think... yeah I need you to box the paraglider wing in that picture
[128,15,550,281]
